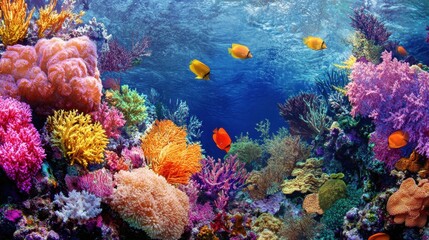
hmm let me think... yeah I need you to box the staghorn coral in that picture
[141,119,202,184]
[0,0,34,46]
[281,158,329,195]
[386,178,429,227]
[106,85,147,126]
[0,97,45,192]
[0,36,102,114]
[36,0,84,38]
[47,109,108,168]
[54,190,102,224]
[111,167,189,240]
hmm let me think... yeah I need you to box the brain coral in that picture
[111,167,189,240]
[0,36,101,114]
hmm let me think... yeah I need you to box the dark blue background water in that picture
[87,0,429,158]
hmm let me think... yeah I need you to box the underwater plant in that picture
[47,109,108,168]
[141,119,202,184]
[314,69,349,104]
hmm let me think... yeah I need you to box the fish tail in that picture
[228,48,232,54]
[303,37,309,44]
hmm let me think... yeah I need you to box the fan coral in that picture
[346,51,429,166]
[36,0,84,38]
[350,7,391,45]
[106,85,147,126]
[0,36,102,114]
[47,110,108,168]
[111,167,189,240]
[54,190,102,224]
[99,40,133,72]
[387,178,429,227]
[0,97,45,192]
[90,102,126,139]
[141,119,202,184]
[0,0,34,46]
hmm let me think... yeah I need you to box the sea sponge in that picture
[47,109,108,168]
[281,158,329,195]
[141,119,202,184]
[386,178,429,227]
[111,167,189,240]
[105,85,147,126]
[318,175,347,211]
[0,36,102,114]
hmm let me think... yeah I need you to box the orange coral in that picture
[368,233,390,240]
[0,0,34,46]
[36,0,84,38]
[386,178,429,227]
[395,150,429,177]
[303,193,324,215]
[141,120,202,184]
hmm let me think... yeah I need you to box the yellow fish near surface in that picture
[228,43,253,59]
[189,59,210,80]
[303,36,327,51]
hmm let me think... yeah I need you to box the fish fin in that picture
[232,43,242,47]
[218,128,227,134]
[230,53,240,59]
[303,37,310,44]
[224,144,231,152]
[196,76,203,79]
[228,48,232,54]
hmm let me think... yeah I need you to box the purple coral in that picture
[350,7,391,45]
[0,97,46,192]
[346,51,429,166]
[192,155,248,208]
[99,40,133,72]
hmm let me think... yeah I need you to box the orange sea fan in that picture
[0,0,35,46]
[141,120,202,185]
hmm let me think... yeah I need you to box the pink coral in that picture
[105,150,129,172]
[90,102,126,139]
[121,147,145,168]
[65,169,114,201]
[0,97,45,192]
[111,168,189,240]
[347,51,429,166]
[387,178,429,227]
[0,36,101,114]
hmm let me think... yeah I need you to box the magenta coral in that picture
[0,36,102,114]
[90,102,126,139]
[347,51,429,166]
[70,169,114,200]
[0,97,45,192]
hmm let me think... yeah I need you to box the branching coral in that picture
[111,167,189,240]
[0,0,34,46]
[106,85,147,126]
[141,119,202,184]
[54,190,102,224]
[47,109,108,168]
[90,101,126,139]
[346,51,429,166]
[0,36,102,114]
[350,7,391,45]
[36,0,84,38]
[0,97,45,192]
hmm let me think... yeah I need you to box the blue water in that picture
[89,0,429,157]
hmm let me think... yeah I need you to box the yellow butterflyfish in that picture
[303,36,327,51]
[228,43,253,59]
[189,59,210,80]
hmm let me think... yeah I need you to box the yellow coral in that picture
[0,0,34,46]
[334,55,356,70]
[47,110,108,168]
[36,0,84,38]
[141,120,202,185]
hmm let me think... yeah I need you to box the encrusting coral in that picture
[0,0,34,46]
[111,167,190,240]
[281,158,329,195]
[47,109,108,168]
[141,119,202,184]
[303,193,324,214]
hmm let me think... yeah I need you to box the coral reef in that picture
[111,167,189,240]
[106,85,147,126]
[0,0,34,46]
[53,190,102,224]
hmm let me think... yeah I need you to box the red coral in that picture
[90,102,125,139]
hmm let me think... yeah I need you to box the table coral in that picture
[387,178,429,227]
[281,158,329,195]
[0,36,102,114]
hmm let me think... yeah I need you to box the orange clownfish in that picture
[388,130,409,149]
[368,232,390,240]
[397,46,408,57]
[213,128,232,152]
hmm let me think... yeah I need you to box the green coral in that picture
[350,31,383,64]
[226,135,262,165]
[106,85,148,126]
[318,176,347,211]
